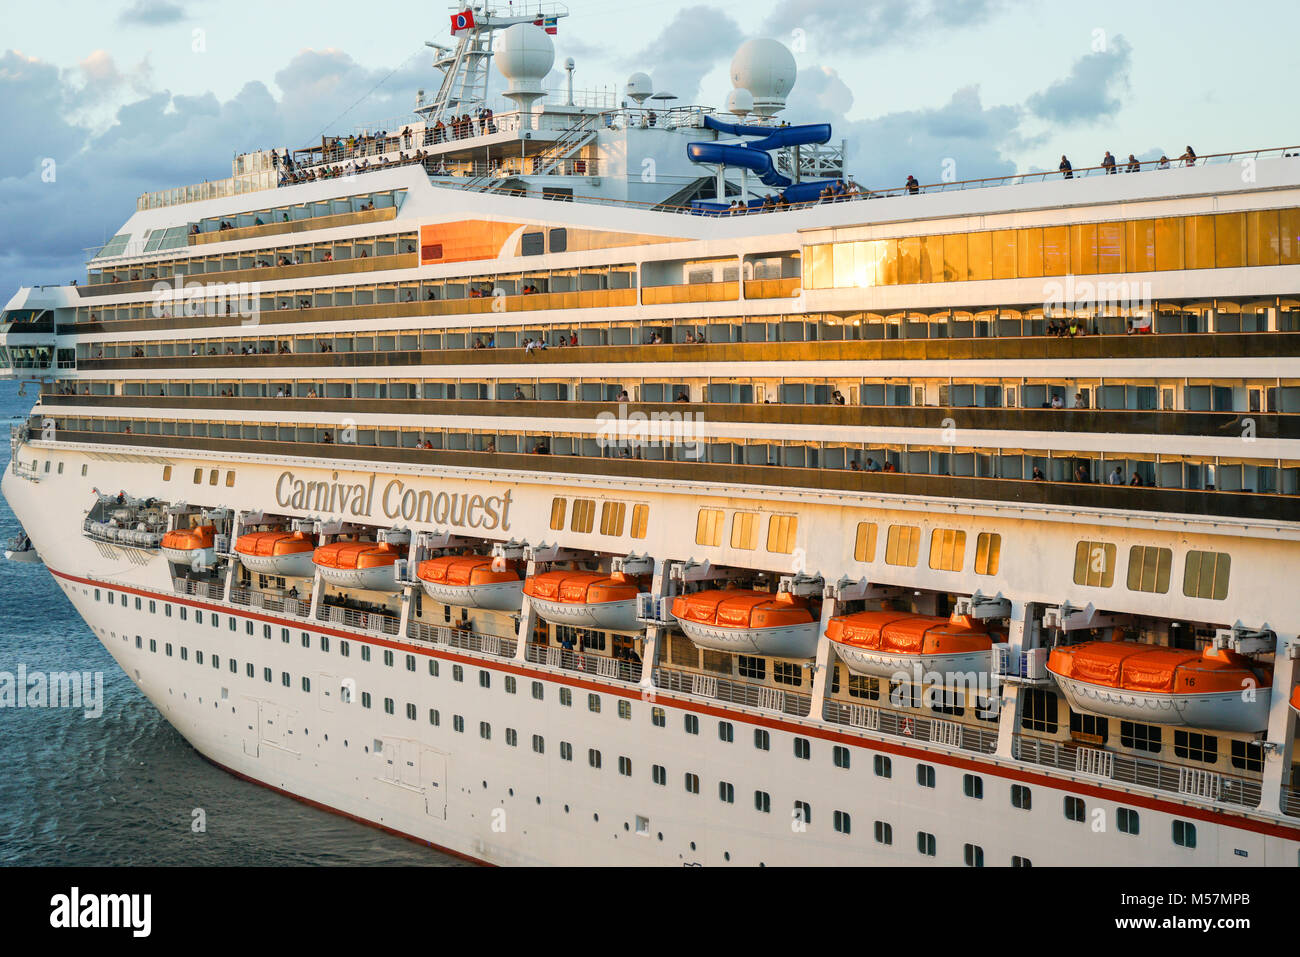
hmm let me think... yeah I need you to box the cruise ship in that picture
[4,3,1300,866]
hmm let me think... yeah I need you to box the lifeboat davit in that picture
[827,610,996,680]
[161,525,217,569]
[417,554,523,611]
[671,589,818,659]
[523,570,644,631]
[235,530,316,578]
[312,540,401,591]
[1047,641,1272,732]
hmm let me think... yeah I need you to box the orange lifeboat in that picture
[1047,641,1272,732]
[416,554,523,611]
[523,570,644,631]
[235,530,316,577]
[671,589,818,659]
[312,540,401,591]
[827,610,996,680]
[161,524,217,568]
[1291,685,1300,715]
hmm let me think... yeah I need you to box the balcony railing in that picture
[319,603,400,636]
[1014,735,1263,811]
[172,576,225,601]
[406,619,517,659]
[823,699,999,754]
[229,586,310,618]
[654,666,812,718]
[525,643,643,684]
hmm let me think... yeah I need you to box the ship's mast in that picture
[416,2,569,125]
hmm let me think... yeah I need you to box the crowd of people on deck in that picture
[1060,146,1197,179]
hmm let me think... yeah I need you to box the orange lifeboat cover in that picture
[523,570,643,605]
[235,530,315,557]
[1047,641,1270,695]
[826,610,993,656]
[162,524,215,550]
[312,540,399,570]
[417,554,521,586]
[671,589,813,630]
[1292,685,1300,712]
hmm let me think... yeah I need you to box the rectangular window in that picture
[718,782,734,803]
[588,693,601,713]
[766,514,797,554]
[1172,820,1197,848]
[1118,807,1140,835]
[619,756,633,776]
[963,843,984,868]
[737,655,766,680]
[600,501,626,536]
[773,661,802,687]
[974,532,1001,576]
[885,525,920,567]
[549,497,566,530]
[793,737,810,760]
[684,773,699,794]
[1120,720,1162,754]
[962,774,983,799]
[854,522,877,563]
[754,790,771,813]
[833,810,852,835]
[1064,796,1086,822]
[916,764,935,788]
[833,746,850,769]
[730,511,758,550]
[1173,730,1218,764]
[1230,739,1263,772]
[928,528,966,571]
[874,755,891,778]
[1069,709,1109,745]
[1011,784,1032,810]
[1183,550,1230,600]
[754,729,770,750]
[874,821,893,845]
[1073,540,1116,588]
[917,831,936,857]
[570,499,596,533]
[630,504,649,539]
[695,508,724,546]
[1126,545,1172,594]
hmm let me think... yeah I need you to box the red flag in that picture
[450,9,475,33]
[533,15,558,34]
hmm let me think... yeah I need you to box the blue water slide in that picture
[687,141,791,188]
[688,114,835,193]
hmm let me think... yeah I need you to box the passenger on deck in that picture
[1032,466,1045,480]
[1059,155,1073,179]
[1130,472,1144,487]
[1108,466,1124,485]
[1101,151,1117,174]
[906,175,920,194]
[1126,153,1141,173]
[1158,155,1171,169]
[1181,145,1197,166]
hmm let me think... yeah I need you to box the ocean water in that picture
[0,381,460,866]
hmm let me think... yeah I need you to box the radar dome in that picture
[625,72,653,105]
[496,23,555,112]
[725,87,754,117]
[730,38,796,116]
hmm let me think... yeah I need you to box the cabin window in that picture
[1174,730,1218,764]
[570,499,596,533]
[754,729,770,750]
[1064,796,1086,822]
[874,755,892,778]
[684,773,699,794]
[652,764,666,785]
[1073,540,1116,587]
[1172,820,1197,848]
[428,709,440,726]
[1012,856,1032,867]
[964,843,984,867]
[885,525,920,567]
[754,790,771,813]
[1120,720,1162,753]
[917,832,936,857]
[1183,550,1231,600]
[916,764,936,788]
[974,532,1001,576]
[1021,689,1058,733]
[962,774,983,799]
[548,497,566,530]
[1069,709,1109,745]
[730,511,758,550]
[773,661,802,686]
[833,746,850,769]
[1230,740,1263,772]
[766,514,797,554]
[560,742,573,760]
[854,522,877,562]
[162,466,172,481]
[928,528,966,571]
[684,714,699,735]
[834,811,852,835]
[1126,545,1172,594]
[531,735,544,754]
[793,737,810,760]
[874,821,893,845]
[737,655,765,680]
[630,504,649,539]
[599,501,626,536]
[1118,807,1140,835]
[651,706,665,727]
[718,721,734,743]
[695,508,724,546]
[794,801,811,826]
[617,756,632,776]
[1011,784,1032,810]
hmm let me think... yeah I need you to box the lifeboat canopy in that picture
[313,540,401,591]
[161,524,217,569]
[235,529,316,577]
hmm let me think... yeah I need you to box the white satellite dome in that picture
[496,23,555,111]
[725,87,754,118]
[625,71,653,105]
[730,38,796,117]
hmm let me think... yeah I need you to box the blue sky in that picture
[1,0,1297,295]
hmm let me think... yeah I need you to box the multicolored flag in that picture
[450,9,475,33]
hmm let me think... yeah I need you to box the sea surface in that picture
[0,380,459,865]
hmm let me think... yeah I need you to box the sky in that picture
[1,0,1297,296]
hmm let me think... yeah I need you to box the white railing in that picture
[655,666,812,718]
[524,642,642,683]
[823,699,999,754]
[407,619,517,659]
[171,576,225,601]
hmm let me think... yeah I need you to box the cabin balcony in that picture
[524,642,643,684]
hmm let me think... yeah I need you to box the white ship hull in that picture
[6,457,1300,867]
